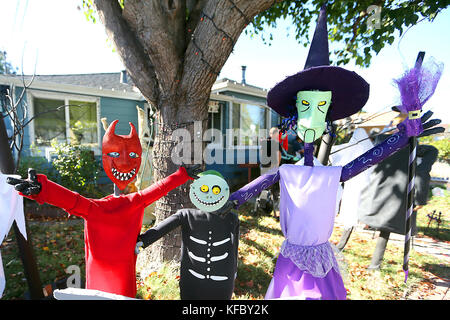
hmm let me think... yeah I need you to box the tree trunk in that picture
[93,0,278,264]
[148,95,209,264]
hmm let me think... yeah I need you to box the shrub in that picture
[50,140,102,197]
[17,155,57,180]
[419,136,450,164]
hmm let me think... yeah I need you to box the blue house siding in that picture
[99,97,144,136]
[222,100,230,132]
[14,88,144,156]
[9,86,144,185]
[10,87,32,157]
[3,74,275,194]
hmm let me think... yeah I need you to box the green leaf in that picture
[250,0,448,67]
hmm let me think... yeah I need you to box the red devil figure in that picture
[102,120,142,190]
[7,120,201,298]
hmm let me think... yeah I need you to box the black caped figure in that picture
[358,135,439,270]
[136,170,239,300]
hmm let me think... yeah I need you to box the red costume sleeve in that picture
[21,174,99,219]
[278,131,289,151]
[136,166,193,207]
[21,166,191,218]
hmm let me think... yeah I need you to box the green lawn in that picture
[1,216,85,299]
[1,191,449,300]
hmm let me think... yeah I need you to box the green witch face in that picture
[189,171,230,212]
[296,90,332,143]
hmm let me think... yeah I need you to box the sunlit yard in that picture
[1,191,448,300]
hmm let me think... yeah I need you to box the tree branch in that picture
[93,0,160,105]
[181,0,279,99]
[186,0,209,43]
[123,0,187,93]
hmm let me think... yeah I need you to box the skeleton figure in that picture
[136,171,240,300]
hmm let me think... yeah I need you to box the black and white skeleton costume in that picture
[138,208,239,300]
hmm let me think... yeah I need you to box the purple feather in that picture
[394,58,444,136]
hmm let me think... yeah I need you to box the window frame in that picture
[27,89,101,155]
[228,101,272,149]
[206,99,224,148]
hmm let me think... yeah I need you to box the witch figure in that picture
[229,4,443,300]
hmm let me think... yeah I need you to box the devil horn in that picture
[128,122,138,138]
[105,119,119,135]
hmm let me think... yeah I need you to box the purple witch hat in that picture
[267,4,370,121]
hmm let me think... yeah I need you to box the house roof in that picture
[1,72,137,93]
[212,77,268,99]
[0,72,144,100]
[29,72,137,93]
[214,77,268,92]
[0,72,269,104]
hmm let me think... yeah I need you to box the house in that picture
[335,110,407,136]
[0,71,145,154]
[0,70,280,191]
[207,77,281,189]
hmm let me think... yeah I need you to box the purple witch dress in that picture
[230,163,346,300]
[227,104,434,299]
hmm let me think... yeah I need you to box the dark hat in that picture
[267,4,369,121]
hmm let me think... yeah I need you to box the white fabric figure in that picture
[0,172,27,297]
[0,253,4,296]
[330,128,374,228]
[53,288,138,300]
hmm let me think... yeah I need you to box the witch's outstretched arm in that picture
[340,111,443,182]
[228,167,281,208]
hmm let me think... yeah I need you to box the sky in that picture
[1,0,449,124]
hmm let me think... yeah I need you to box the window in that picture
[68,100,98,146]
[34,98,66,145]
[207,100,222,132]
[231,103,269,146]
[32,95,98,147]
[205,100,223,146]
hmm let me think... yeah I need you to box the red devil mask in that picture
[102,120,142,190]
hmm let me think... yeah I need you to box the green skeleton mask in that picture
[189,170,230,212]
[296,90,332,143]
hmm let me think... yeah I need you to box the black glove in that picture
[181,163,202,179]
[418,110,445,138]
[135,234,144,254]
[6,168,42,196]
[213,200,239,218]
